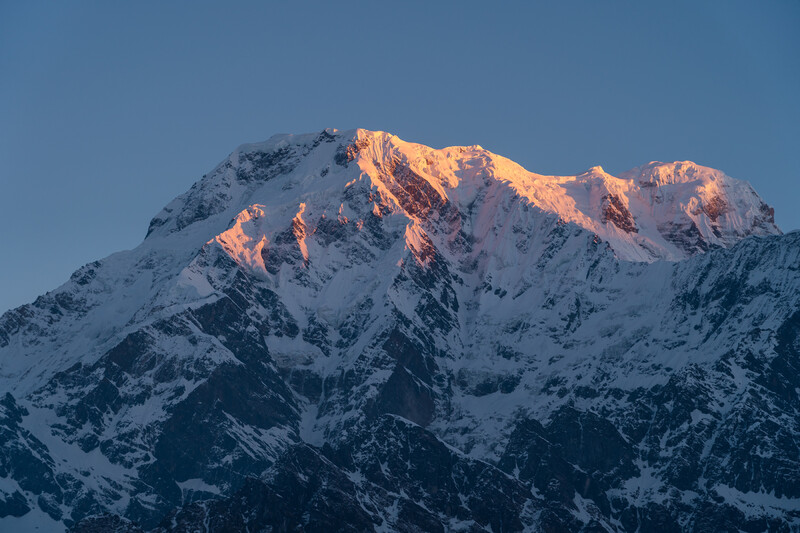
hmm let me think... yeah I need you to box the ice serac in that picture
[0,129,797,532]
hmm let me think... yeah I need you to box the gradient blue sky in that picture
[1,1,799,313]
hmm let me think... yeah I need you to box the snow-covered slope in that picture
[0,129,796,532]
[143,129,778,263]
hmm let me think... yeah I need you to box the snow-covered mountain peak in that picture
[585,165,608,175]
[142,129,778,266]
[0,128,797,532]
[343,131,779,261]
[621,159,712,185]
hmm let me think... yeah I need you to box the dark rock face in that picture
[371,364,436,426]
[700,195,728,222]
[385,158,449,219]
[759,202,776,225]
[71,515,145,533]
[151,445,378,533]
[234,146,299,183]
[601,194,637,233]
[0,393,63,521]
[659,220,711,255]
[499,415,623,528]
[340,416,533,532]
[0,489,30,518]
[141,416,535,533]
[335,137,371,166]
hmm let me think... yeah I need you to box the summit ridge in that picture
[146,129,780,264]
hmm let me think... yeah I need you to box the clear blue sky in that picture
[1,1,798,313]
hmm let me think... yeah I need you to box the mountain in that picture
[0,128,796,532]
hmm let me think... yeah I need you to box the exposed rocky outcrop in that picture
[601,194,637,233]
